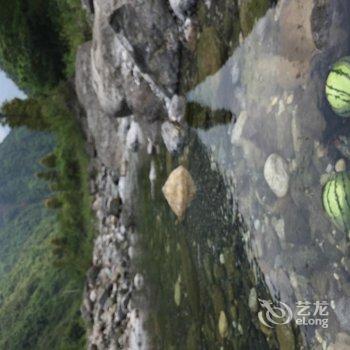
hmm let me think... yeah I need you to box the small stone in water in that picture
[162,166,196,219]
[286,94,294,104]
[134,273,144,291]
[264,153,289,198]
[248,288,258,312]
[218,311,228,338]
[174,276,181,306]
[168,95,186,123]
[326,163,333,173]
[335,159,346,172]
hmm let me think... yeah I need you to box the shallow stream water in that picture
[132,0,350,349]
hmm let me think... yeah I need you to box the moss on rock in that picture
[239,0,271,37]
[197,27,224,82]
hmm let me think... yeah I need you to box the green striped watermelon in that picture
[325,57,350,117]
[323,172,350,231]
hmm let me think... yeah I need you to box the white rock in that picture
[168,95,186,123]
[161,121,186,154]
[335,159,346,172]
[134,273,144,291]
[264,153,289,198]
[126,121,144,152]
[184,18,197,46]
[248,288,258,312]
[90,290,97,302]
[149,160,157,182]
[169,0,195,21]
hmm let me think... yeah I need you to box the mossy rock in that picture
[197,27,224,82]
[211,285,226,317]
[186,323,200,349]
[276,324,295,350]
[239,0,271,37]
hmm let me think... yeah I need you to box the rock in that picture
[174,275,181,306]
[335,159,346,172]
[264,153,290,198]
[126,121,144,152]
[271,217,286,246]
[168,95,186,123]
[90,8,127,116]
[169,0,196,21]
[334,297,350,331]
[81,0,94,24]
[248,288,258,313]
[218,311,228,338]
[162,166,196,219]
[276,324,295,350]
[239,0,271,37]
[328,333,350,350]
[197,27,223,82]
[134,273,144,291]
[161,121,187,155]
[109,1,179,95]
[184,18,197,50]
[75,42,130,173]
[149,160,157,182]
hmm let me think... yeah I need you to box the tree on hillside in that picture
[0,98,50,131]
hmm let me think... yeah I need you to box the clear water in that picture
[133,1,350,349]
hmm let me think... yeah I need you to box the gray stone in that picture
[169,0,196,21]
[334,297,350,331]
[109,1,179,95]
[168,95,186,123]
[161,121,186,155]
[263,153,290,198]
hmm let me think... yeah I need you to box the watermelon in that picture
[325,56,350,117]
[323,172,350,232]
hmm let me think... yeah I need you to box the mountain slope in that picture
[0,128,86,349]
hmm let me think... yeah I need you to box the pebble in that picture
[134,273,144,291]
[254,219,261,231]
[286,94,294,104]
[326,164,333,173]
[218,311,228,338]
[248,288,258,312]
[264,153,290,198]
[168,95,186,123]
[335,159,346,172]
[174,276,181,306]
[277,99,286,115]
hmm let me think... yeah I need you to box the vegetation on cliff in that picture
[0,0,90,93]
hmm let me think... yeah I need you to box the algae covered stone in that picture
[162,165,196,219]
[218,310,228,338]
[174,275,181,306]
[323,172,350,232]
[326,56,350,117]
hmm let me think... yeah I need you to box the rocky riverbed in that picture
[74,0,350,349]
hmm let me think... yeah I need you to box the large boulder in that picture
[109,1,179,95]
[91,0,180,120]
[91,3,127,116]
[75,42,130,174]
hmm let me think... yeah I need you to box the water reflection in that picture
[131,0,350,349]
[186,0,350,347]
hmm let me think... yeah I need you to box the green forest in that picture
[0,128,87,349]
[0,0,94,348]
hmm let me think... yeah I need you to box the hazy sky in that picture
[0,70,26,142]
